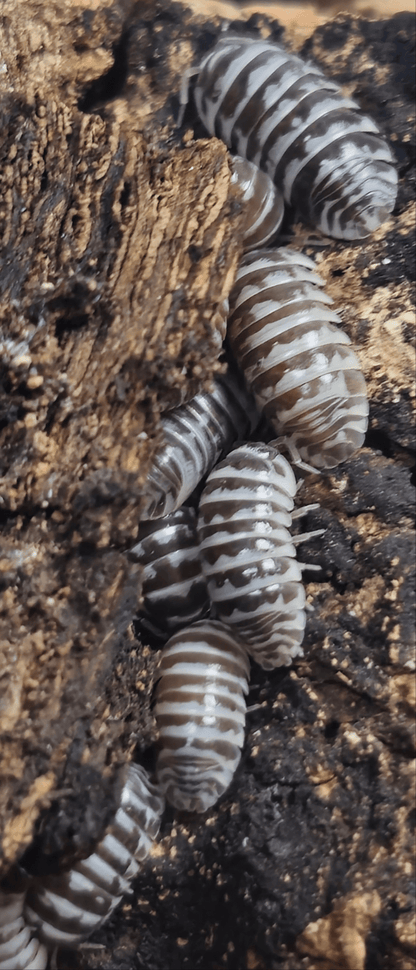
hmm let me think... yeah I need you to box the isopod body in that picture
[141,368,258,520]
[194,35,397,239]
[155,620,249,812]
[24,765,164,949]
[129,507,210,638]
[228,248,369,469]
[197,442,308,669]
[230,155,284,250]
[0,890,47,970]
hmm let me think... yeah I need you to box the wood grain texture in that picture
[0,0,246,875]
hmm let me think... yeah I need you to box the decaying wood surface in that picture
[0,1,414,969]
[0,0,246,872]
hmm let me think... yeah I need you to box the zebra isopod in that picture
[129,507,210,639]
[193,35,397,240]
[197,442,323,669]
[155,620,249,812]
[23,765,164,949]
[0,890,47,970]
[230,155,284,250]
[227,248,369,470]
[141,368,259,520]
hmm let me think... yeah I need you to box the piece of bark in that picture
[0,3,415,970]
[0,0,246,876]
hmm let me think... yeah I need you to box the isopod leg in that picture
[292,503,320,517]
[178,67,199,127]
[269,437,321,475]
[293,529,325,544]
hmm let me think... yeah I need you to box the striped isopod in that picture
[141,367,259,520]
[24,765,164,949]
[230,155,284,250]
[155,620,249,812]
[227,248,369,470]
[129,507,210,638]
[193,35,397,240]
[197,442,323,669]
[0,890,47,970]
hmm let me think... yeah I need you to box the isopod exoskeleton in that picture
[129,507,210,638]
[197,442,318,669]
[0,890,47,970]
[194,35,397,239]
[227,248,369,469]
[141,368,259,520]
[155,620,249,812]
[230,155,284,250]
[24,765,164,949]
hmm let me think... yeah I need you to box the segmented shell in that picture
[0,891,47,970]
[24,765,164,949]
[129,507,210,638]
[230,155,284,250]
[155,620,249,812]
[228,248,369,469]
[141,369,258,520]
[194,35,397,239]
[197,442,307,669]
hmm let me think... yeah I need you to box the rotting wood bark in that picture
[0,2,415,970]
[0,0,246,875]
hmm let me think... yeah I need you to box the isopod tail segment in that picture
[23,765,164,950]
[0,889,48,970]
